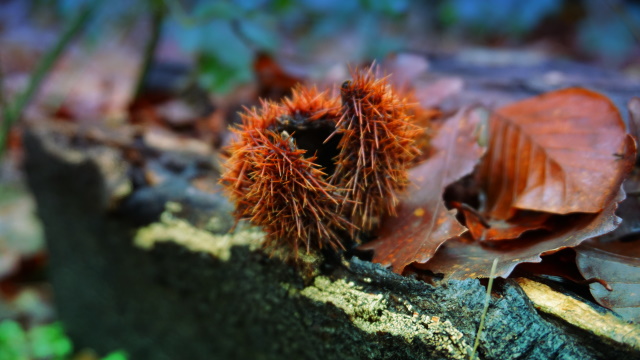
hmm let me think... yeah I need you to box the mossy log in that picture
[23,53,640,360]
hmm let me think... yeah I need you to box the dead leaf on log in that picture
[418,190,625,279]
[512,249,596,287]
[460,88,636,243]
[481,88,633,218]
[574,158,640,322]
[455,206,551,241]
[576,239,640,323]
[359,107,486,273]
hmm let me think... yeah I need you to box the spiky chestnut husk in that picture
[220,86,354,253]
[330,68,421,232]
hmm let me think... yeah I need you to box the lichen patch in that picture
[134,211,264,261]
[300,276,470,359]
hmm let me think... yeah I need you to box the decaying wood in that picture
[23,119,639,360]
[516,278,640,353]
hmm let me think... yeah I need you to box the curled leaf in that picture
[418,190,625,279]
[455,205,551,242]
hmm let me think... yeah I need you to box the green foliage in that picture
[163,0,416,94]
[0,321,29,360]
[0,320,127,360]
[29,323,73,359]
[197,51,253,94]
[100,351,128,360]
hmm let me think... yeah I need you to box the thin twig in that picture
[133,2,166,98]
[471,258,499,360]
[0,4,96,155]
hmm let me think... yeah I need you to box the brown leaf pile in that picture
[573,113,640,323]
[366,88,637,279]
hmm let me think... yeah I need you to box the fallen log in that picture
[23,53,640,359]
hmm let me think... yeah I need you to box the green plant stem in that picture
[133,3,166,98]
[0,4,95,156]
[471,258,498,360]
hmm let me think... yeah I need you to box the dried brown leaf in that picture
[454,88,636,246]
[418,190,625,279]
[381,53,429,88]
[481,88,634,219]
[599,172,640,242]
[254,53,302,100]
[360,107,486,273]
[456,207,551,242]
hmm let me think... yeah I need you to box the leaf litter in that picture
[360,107,487,273]
[367,87,637,284]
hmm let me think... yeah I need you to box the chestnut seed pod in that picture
[221,69,420,255]
[220,86,355,253]
[330,67,421,232]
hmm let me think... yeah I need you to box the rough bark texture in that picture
[23,54,640,360]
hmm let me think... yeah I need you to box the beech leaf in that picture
[419,89,637,278]
[457,207,551,242]
[481,88,634,220]
[576,240,640,322]
[360,107,486,273]
[574,167,640,322]
[418,190,624,279]
[598,174,640,242]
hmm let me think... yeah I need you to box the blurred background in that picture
[0,0,639,359]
